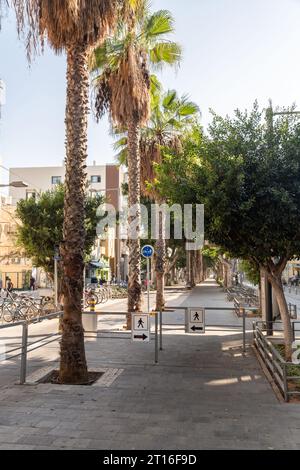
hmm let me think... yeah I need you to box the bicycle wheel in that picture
[2,301,18,322]
[42,301,57,315]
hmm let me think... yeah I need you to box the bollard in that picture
[242,308,246,354]
[160,310,163,351]
[155,312,159,364]
[20,322,28,385]
[89,296,96,313]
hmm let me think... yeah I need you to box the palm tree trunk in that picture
[127,119,142,327]
[59,45,89,384]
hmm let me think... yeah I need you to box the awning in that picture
[89,260,109,269]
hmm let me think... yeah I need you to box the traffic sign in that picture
[131,313,150,343]
[141,245,154,258]
[186,308,205,334]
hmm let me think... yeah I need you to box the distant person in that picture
[6,278,13,292]
[30,276,36,291]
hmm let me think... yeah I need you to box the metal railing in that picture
[160,305,259,354]
[82,311,161,364]
[0,311,62,384]
[253,320,300,401]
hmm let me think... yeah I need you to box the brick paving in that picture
[0,280,300,450]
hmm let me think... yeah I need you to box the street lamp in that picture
[0,181,28,188]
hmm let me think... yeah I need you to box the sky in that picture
[1,0,300,184]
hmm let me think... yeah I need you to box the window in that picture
[26,190,36,200]
[51,176,62,185]
[91,175,101,184]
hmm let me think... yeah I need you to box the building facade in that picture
[0,196,32,289]
[8,163,128,286]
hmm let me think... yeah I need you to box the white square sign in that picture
[186,308,205,334]
[132,314,150,343]
[190,309,204,323]
[133,314,149,331]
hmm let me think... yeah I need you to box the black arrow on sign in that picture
[191,325,203,332]
[134,334,148,341]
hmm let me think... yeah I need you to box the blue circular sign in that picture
[141,245,154,258]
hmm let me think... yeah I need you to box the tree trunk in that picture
[127,119,142,328]
[186,249,191,289]
[59,45,89,384]
[190,250,196,288]
[155,204,166,311]
[268,272,293,361]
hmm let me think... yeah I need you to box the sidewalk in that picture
[1,280,300,450]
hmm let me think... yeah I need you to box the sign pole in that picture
[147,257,150,313]
[54,258,58,308]
[141,245,154,314]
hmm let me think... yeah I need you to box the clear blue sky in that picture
[1,0,300,183]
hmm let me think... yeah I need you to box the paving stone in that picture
[1,281,300,450]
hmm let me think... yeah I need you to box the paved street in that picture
[0,280,300,450]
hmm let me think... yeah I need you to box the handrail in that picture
[253,321,300,401]
[0,311,63,384]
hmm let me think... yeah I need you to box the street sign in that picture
[141,246,154,312]
[186,308,205,334]
[141,245,154,258]
[131,313,150,343]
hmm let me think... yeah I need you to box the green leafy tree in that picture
[16,185,104,299]
[158,103,300,360]
[239,260,260,286]
[89,0,181,323]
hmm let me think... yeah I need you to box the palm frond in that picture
[143,10,175,39]
[149,41,182,67]
[12,0,121,58]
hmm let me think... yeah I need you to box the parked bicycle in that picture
[0,291,57,323]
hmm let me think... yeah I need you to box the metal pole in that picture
[155,312,158,364]
[116,198,121,284]
[242,307,246,354]
[283,363,289,402]
[292,321,295,342]
[160,310,163,351]
[147,258,150,313]
[54,258,58,308]
[20,322,28,384]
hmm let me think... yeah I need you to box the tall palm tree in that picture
[115,88,200,310]
[89,1,181,324]
[12,0,121,384]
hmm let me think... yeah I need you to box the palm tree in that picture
[115,88,200,310]
[89,1,181,324]
[12,0,121,384]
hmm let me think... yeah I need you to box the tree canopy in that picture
[16,185,104,277]
[156,103,300,357]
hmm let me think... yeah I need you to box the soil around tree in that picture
[39,370,103,386]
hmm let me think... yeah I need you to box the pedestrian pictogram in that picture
[132,313,150,343]
[186,308,205,334]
